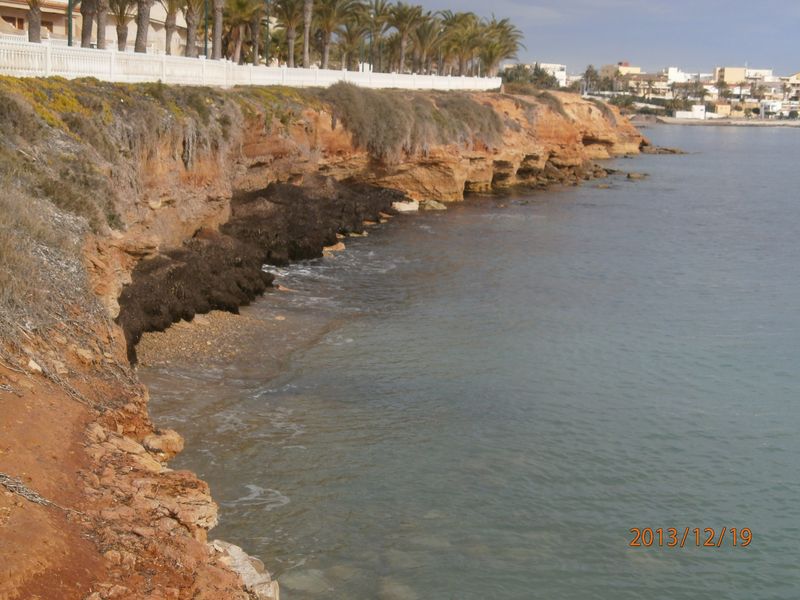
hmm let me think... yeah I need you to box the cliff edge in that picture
[0,79,644,600]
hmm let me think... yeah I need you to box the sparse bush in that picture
[319,83,503,162]
[502,85,573,121]
[588,98,618,125]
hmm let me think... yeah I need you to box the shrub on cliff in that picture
[502,85,572,121]
[319,83,503,162]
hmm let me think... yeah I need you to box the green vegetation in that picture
[502,64,559,89]
[319,82,503,161]
[0,77,241,232]
[25,0,523,77]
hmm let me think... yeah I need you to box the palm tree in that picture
[212,0,224,58]
[387,2,422,73]
[302,0,312,67]
[337,18,367,71]
[109,0,135,49]
[440,11,477,75]
[26,0,42,43]
[366,0,390,71]
[382,30,400,72]
[134,0,153,52]
[96,0,109,48]
[182,0,203,56]
[225,0,260,63]
[477,17,522,77]
[161,0,183,54]
[315,0,353,69]
[411,12,441,74]
[80,0,96,47]
[274,0,303,67]
[250,5,262,65]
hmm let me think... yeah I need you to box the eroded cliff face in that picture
[85,88,644,322]
[0,81,644,600]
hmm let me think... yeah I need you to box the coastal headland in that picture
[0,79,645,599]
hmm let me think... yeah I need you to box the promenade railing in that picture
[0,36,501,90]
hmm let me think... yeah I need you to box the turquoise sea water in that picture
[143,125,800,599]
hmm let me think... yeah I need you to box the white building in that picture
[504,61,568,88]
[675,104,707,120]
[746,68,776,82]
[538,63,567,88]
[0,0,191,55]
[665,67,692,84]
[665,67,714,84]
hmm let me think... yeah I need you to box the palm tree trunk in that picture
[96,0,108,49]
[212,0,224,59]
[116,20,128,50]
[80,0,95,47]
[321,33,330,69]
[398,34,407,73]
[250,11,260,65]
[134,0,151,52]
[302,0,312,67]
[185,7,198,57]
[27,2,42,43]
[233,23,244,63]
[287,26,296,67]
[164,7,176,55]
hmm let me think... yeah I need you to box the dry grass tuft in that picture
[319,83,503,162]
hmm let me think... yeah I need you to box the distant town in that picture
[503,61,800,120]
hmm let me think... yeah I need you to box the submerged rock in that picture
[420,199,447,211]
[627,172,648,180]
[379,577,419,600]
[279,568,332,594]
[210,540,279,599]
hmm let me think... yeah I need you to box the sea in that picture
[142,125,800,599]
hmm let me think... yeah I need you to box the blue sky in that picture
[416,0,800,75]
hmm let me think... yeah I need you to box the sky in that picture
[416,0,800,75]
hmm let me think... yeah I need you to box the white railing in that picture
[0,37,501,90]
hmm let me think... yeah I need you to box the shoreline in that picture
[656,116,800,127]
[0,81,647,599]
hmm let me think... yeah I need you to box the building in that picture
[600,61,642,79]
[665,67,693,84]
[664,67,713,84]
[675,104,707,120]
[714,66,747,85]
[504,62,568,88]
[745,68,775,82]
[625,72,670,98]
[538,63,567,88]
[0,0,190,54]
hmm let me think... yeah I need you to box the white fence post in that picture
[161,53,167,82]
[44,43,52,76]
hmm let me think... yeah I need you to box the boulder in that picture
[323,242,346,252]
[420,199,447,211]
[391,200,419,213]
[210,540,279,599]
[143,429,185,460]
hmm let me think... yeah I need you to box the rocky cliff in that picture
[0,78,645,600]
